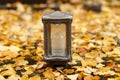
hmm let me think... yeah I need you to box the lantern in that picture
[42,11,72,66]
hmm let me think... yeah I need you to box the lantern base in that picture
[47,61,68,67]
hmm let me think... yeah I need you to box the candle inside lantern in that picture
[51,24,66,56]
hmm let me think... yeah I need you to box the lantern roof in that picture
[42,11,72,21]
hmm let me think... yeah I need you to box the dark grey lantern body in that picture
[42,11,72,66]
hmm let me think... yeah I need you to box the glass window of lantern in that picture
[50,23,66,57]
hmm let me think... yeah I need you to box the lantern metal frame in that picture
[42,11,72,65]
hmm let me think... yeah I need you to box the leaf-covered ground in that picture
[0,2,120,80]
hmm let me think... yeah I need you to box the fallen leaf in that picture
[29,75,41,80]
[64,69,74,74]
[43,67,55,80]
[56,75,64,80]
[84,74,93,80]
[67,74,78,80]
[53,72,60,77]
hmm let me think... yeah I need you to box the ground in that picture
[0,2,120,80]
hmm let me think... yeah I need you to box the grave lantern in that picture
[42,11,72,65]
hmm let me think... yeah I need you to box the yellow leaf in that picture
[29,75,41,80]
[43,67,55,80]
[21,75,29,80]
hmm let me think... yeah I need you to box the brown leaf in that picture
[64,69,75,74]
[93,76,100,80]
[79,47,88,56]
[78,72,84,80]
[84,75,93,80]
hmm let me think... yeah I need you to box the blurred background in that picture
[0,0,120,43]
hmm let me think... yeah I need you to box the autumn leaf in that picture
[67,74,78,80]
[43,67,55,80]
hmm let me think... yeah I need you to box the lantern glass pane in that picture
[50,24,66,56]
